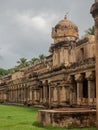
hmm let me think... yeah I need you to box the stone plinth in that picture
[37,108,96,128]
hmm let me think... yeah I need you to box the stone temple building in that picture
[0,16,96,109]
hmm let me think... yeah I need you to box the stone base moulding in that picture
[37,108,96,128]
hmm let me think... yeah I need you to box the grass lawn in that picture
[0,104,96,130]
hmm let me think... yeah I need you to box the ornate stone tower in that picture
[49,16,79,67]
[91,1,98,128]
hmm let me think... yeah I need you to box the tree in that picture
[17,57,29,68]
[30,57,39,64]
[0,68,9,77]
[7,68,15,73]
[38,54,46,61]
[29,54,46,64]
[85,26,95,35]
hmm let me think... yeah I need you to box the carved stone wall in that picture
[38,109,96,128]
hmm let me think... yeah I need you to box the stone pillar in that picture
[10,88,11,102]
[22,85,24,103]
[75,74,84,105]
[91,2,98,128]
[19,86,21,103]
[17,85,19,103]
[16,87,17,103]
[88,80,95,105]
[26,87,28,103]
[12,88,14,102]
[43,82,49,104]
[50,87,54,102]
[60,86,66,102]
[9,89,10,102]
[43,84,46,103]
[20,86,22,103]
[29,86,32,102]
[24,86,26,104]
[21,86,23,103]
[77,82,83,105]
[27,87,29,102]
[12,86,15,103]
[53,87,58,102]
[64,48,69,66]
[48,85,50,106]
[57,86,60,105]
[40,87,43,103]
[12,88,13,102]
[19,87,20,103]
[8,89,9,102]
[67,75,77,105]
[23,86,25,103]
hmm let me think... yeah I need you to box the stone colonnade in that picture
[75,71,96,106]
[46,71,96,107]
[0,71,96,107]
[6,84,31,104]
[0,89,6,103]
[32,80,49,105]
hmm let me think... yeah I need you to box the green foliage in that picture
[0,68,9,77]
[30,57,39,64]
[39,54,46,61]
[85,26,95,35]
[29,54,46,64]
[0,54,46,77]
[17,57,29,68]
[0,104,96,130]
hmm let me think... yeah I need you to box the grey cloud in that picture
[0,0,94,68]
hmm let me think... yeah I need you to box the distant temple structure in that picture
[0,16,96,108]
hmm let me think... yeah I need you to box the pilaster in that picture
[75,74,84,105]
[86,71,96,105]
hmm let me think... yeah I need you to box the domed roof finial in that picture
[64,15,67,19]
[52,14,79,43]
[64,12,69,19]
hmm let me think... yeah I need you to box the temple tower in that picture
[49,16,79,67]
[91,0,98,128]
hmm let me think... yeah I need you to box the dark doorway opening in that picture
[83,79,88,98]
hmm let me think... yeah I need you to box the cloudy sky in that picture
[0,0,94,69]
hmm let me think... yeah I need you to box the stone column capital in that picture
[87,75,95,81]
[75,74,84,82]
[86,71,95,81]
[67,75,75,83]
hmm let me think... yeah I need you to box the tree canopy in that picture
[0,68,9,77]
[17,57,29,69]
[0,54,46,77]
[85,26,95,35]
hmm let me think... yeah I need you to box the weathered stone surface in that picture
[37,108,96,128]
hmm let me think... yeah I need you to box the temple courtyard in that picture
[0,104,96,130]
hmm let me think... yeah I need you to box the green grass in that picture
[0,104,96,130]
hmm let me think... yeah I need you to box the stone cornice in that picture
[87,73,95,81]
[50,41,69,51]
[66,57,95,75]
[76,37,89,47]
